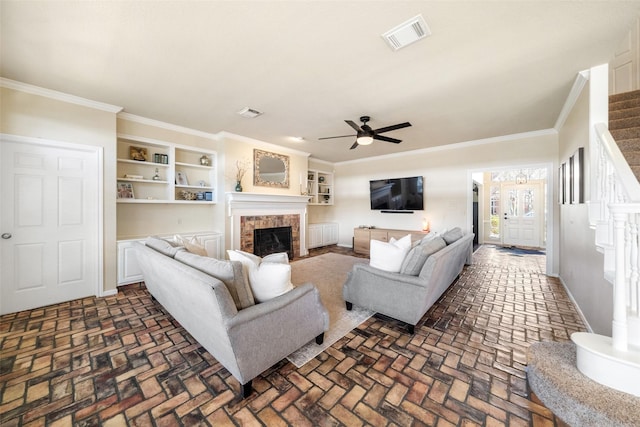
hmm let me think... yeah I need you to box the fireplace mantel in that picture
[226,192,311,257]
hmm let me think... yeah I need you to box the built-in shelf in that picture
[307,169,334,205]
[116,133,217,204]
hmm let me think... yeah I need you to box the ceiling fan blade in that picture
[345,120,362,132]
[374,134,402,144]
[373,122,412,134]
[349,141,359,150]
[318,134,356,140]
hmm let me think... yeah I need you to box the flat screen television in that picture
[369,176,424,211]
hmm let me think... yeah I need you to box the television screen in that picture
[370,176,423,211]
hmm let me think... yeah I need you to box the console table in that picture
[353,227,429,255]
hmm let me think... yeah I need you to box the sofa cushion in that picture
[227,250,293,303]
[369,234,412,273]
[442,227,463,244]
[400,236,447,275]
[175,251,255,310]
[173,235,208,256]
[145,236,184,258]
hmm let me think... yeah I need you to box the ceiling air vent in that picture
[381,14,431,51]
[237,107,263,118]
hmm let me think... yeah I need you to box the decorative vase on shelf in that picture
[235,181,243,192]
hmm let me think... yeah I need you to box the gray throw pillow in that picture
[400,237,446,275]
[175,251,255,310]
[145,236,184,258]
[442,227,463,244]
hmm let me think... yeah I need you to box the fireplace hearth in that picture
[254,226,293,259]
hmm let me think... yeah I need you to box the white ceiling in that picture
[2,1,639,163]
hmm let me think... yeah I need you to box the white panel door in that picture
[610,17,639,94]
[501,183,542,248]
[1,138,100,314]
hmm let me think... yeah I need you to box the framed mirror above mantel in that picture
[254,149,290,188]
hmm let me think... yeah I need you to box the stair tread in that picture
[611,127,640,140]
[527,341,640,427]
[610,116,640,130]
[610,106,640,121]
[610,97,640,111]
[610,89,640,103]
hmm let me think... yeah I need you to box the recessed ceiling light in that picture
[237,107,263,118]
[291,136,305,142]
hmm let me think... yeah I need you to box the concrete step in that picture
[527,340,640,426]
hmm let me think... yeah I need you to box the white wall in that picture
[1,86,119,292]
[328,132,558,252]
[557,82,612,335]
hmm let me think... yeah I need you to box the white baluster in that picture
[632,213,640,315]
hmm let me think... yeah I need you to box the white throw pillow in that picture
[174,235,208,256]
[369,234,412,273]
[226,250,293,302]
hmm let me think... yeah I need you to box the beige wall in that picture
[328,132,558,253]
[1,86,119,292]
[557,84,612,335]
[115,117,225,239]
[219,133,310,250]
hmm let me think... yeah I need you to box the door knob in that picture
[1,233,11,239]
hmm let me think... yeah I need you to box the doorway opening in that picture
[472,167,548,251]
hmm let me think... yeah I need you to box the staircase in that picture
[566,87,640,402]
[528,85,640,425]
[609,89,640,181]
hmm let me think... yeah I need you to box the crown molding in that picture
[335,128,558,166]
[117,112,220,140]
[0,78,123,113]
[308,157,335,167]
[218,131,311,158]
[554,69,590,131]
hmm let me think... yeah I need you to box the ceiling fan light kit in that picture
[319,115,412,150]
[357,136,373,145]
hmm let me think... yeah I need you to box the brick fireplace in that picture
[226,193,310,258]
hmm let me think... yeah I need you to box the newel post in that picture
[611,206,628,351]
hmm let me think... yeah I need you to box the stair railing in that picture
[593,122,640,350]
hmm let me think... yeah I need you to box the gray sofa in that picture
[133,239,329,398]
[343,229,474,333]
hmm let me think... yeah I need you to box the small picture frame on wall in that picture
[571,147,584,204]
[176,171,189,186]
[558,163,566,204]
[130,146,147,161]
[117,182,134,199]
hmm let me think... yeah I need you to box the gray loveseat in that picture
[343,229,474,333]
[134,238,329,398]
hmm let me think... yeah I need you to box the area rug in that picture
[286,252,374,367]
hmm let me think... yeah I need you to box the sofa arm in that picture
[224,283,329,382]
[227,283,328,329]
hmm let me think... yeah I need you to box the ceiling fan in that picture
[319,116,412,149]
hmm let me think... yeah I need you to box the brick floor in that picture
[0,245,583,426]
